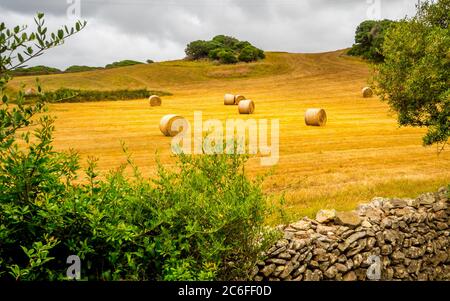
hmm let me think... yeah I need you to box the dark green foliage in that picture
[348,19,396,62]
[22,88,171,104]
[238,46,261,63]
[373,0,449,146]
[185,40,217,60]
[146,59,154,64]
[65,65,102,73]
[11,65,62,76]
[105,60,144,69]
[185,35,265,64]
[217,49,238,64]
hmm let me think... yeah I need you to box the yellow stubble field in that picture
[10,50,450,220]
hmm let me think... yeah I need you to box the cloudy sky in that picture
[0,0,418,69]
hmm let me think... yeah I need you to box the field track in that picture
[11,50,450,219]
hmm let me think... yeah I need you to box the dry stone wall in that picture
[252,187,450,281]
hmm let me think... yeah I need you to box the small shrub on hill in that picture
[11,65,62,76]
[65,65,102,73]
[105,60,144,69]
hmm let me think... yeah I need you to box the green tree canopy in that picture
[374,0,449,147]
[185,35,265,64]
[348,19,396,62]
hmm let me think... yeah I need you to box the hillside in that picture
[9,50,450,219]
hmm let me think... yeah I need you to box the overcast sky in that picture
[0,0,418,69]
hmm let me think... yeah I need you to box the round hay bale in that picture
[159,114,187,137]
[305,108,327,126]
[224,94,236,105]
[234,95,246,105]
[362,87,373,98]
[238,99,255,114]
[149,95,162,106]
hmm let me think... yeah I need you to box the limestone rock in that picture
[316,209,336,224]
[335,211,362,228]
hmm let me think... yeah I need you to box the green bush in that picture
[11,65,62,76]
[105,60,144,69]
[65,65,102,73]
[238,46,260,62]
[217,50,238,64]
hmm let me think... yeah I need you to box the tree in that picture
[348,19,395,62]
[185,40,214,60]
[185,36,264,64]
[373,0,449,147]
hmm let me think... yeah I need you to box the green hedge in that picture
[23,88,171,103]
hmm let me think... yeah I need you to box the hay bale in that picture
[238,99,255,114]
[234,95,246,105]
[362,87,373,98]
[159,114,187,137]
[224,94,236,105]
[149,95,162,106]
[305,108,327,126]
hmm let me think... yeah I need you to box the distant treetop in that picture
[185,35,265,64]
[347,19,396,62]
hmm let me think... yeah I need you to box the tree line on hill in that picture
[10,59,153,76]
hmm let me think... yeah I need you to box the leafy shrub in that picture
[11,65,62,76]
[23,88,171,103]
[217,50,238,64]
[185,35,265,64]
[238,46,261,63]
[146,59,154,64]
[65,65,102,73]
[105,60,144,69]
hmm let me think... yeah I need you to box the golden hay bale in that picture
[159,114,187,137]
[149,95,162,106]
[362,87,373,98]
[238,99,255,114]
[224,93,236,105]
[234,95,246,105]
[305,108,327,126]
